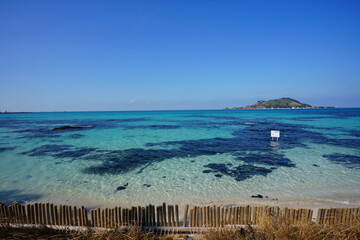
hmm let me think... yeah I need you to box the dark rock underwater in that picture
[6,111,358,183]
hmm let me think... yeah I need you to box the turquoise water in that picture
[0,109,360,208]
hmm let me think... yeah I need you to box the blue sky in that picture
[0,0,359,111]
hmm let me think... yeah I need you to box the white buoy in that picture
[271,130,280,141]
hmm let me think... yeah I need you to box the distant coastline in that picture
[225,106,336,110]
[0,111,32,114]
[225,97,336,110]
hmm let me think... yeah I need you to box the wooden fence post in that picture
[162,203,167,227]
[183,204,189,227]
[189,208,193,227]
[175,205,179,227]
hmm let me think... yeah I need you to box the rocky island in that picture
[225,97,335,110]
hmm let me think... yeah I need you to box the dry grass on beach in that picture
[1,216,360,240]
[0,225,174,240]
[202,216,360,240]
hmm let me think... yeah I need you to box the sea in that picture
[0,109,359,209]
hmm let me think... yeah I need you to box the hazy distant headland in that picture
[225,98,336,110]
[0,111,32,114]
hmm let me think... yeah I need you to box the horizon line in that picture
[1,107,360,114]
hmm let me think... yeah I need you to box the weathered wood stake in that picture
[183,204,189,227]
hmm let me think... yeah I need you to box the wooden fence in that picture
[316,207,360,225]
[0,202,359,229]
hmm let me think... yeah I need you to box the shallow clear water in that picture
[0,109,360,208]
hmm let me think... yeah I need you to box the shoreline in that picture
[11,185,360,211]
[18,197,360,212]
